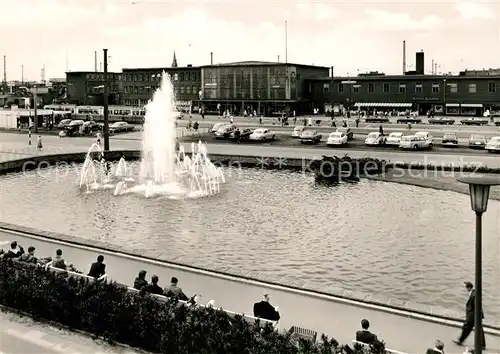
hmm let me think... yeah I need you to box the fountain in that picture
[79,72,225,198]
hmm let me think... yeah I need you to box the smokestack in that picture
[94,51,97,72]
[3,55,6,84]
[210,52,213,65]
[431,59,434,74]
[415,50,424,75]
[403,40,406,74]
[331,66,334,78]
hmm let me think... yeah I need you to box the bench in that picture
[288,326,317,345]
[224,309,279,329]
[352,340,409,354]
[48,266,108,282]
[126,287,215,309]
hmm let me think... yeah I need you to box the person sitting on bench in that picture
[253,293,280,321]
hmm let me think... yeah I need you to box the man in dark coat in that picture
[356,319,378,345]
[2,241,24,259]
[454,282,486,348]
[253,293,280,321]
[88,255,106,278]
[426,339,445,354]
[134,270,148,290]
[146,275,164,295]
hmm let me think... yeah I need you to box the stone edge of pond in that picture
[2,220,500,330]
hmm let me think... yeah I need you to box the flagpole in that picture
[285,20,288,64]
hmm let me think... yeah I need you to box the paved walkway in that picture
[1,229,498,354]
[0,310,139,354]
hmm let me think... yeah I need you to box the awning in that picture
[355,102,412,108]
[461,103,483,108]
[446,103,459,107]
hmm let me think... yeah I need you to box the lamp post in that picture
[457,176,500,354]
[443,78,447,116]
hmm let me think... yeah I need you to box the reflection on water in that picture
[0,163,499,324]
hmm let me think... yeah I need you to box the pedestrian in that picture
[37,135,43,151]
[28,128,32,145]
[453,282,486,348]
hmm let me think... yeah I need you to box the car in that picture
[365,116,390,123]
[110,122,135,133]
[292,126,306,138]
[442,133,458,147]
[386,132,404,146]
[63,120,85,136]
[80,121,102,135]
[397,117,422,124]
[364,132,386,146]
[399,135,432,150]
[300,130,322,144]
[57,119,72,129]
[326,132,348,146]
[213,124,236,139]
[249,128,275,141]
[460,117,489,126]
[210,122,228,133]
[336,127,353,140]
[495,120,500,126]
[229,128,252,141]
[414,131,433,147]
[469,135,487,149]
[428,117,455,125]
[485,137,500,153]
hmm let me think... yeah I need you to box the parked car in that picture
[336,127,353,140]
[110,122,135,133]
[326,132,348,146]
[460,117,489,126]
[213,124,236,139]
[365,116,390,123]
[64,120,85,136]
[57,119,72,129]
[210,122,228,133]
[300,130,322,144]
[292,126,306,138]
[414,131,433,147]
[365,132,386,146]
[495,120,500,126]
[229,128,252,141]
[386,132,404,146]
[249,128,275,141]
[80,121,102,135]
[428,117,455,125]
[397,117,422,124]
[442,133,458,147]
[469,135,487,149]
[399,135,432,150]
[485,137,500,153]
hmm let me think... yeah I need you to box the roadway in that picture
[0,229,498,354]
[0,308,137,354]
[1,131,500,168]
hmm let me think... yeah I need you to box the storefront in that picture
[445,103,460,115]
[460,103,483,116]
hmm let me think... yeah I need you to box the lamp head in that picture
[457,176,500,213]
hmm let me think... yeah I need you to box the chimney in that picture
[403,40,406,74]
[94,51,97,72]
[210,52,213,65]
[330,66,334,78]
[3,55,6,84]
[415,50,424,75]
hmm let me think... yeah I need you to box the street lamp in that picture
[457,176,500,354]
[443,78,447,116]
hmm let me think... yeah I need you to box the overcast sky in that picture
[2,0,499,80]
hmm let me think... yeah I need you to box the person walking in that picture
[454,282,486,348]
[36,135,43,151]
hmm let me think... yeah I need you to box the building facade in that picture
[121,66,201,111]
[66,71,122,106]
[308,72,500,116]
[200,61,329,116]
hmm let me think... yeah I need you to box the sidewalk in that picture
[0,310,140,354]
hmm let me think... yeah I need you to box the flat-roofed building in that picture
[66,71,122,106]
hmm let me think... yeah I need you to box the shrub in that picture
[0,259,379,354]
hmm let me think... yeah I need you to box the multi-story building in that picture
[200,61,329,116]
[66,71,122,106]
[121,65,201,111]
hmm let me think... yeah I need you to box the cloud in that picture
[360,9,444,31]
[295,3,339,21]
[455,1,495,20]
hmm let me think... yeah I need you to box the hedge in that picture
[0,258,383,354]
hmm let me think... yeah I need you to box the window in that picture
[448,83,458,93]
[399,84,406,93]
[383,83,390,93]
[180,86,185,94]
[468,83,476,93]
[180,72,185,81]
[353,85,359,93]
[323,83,329,93]
[432,83,440,93]
[174,73,179,82]
[368,83,374,93]
[186,86,191,94]
[415,83,423,93]
[338,84,344,93]
[488,82,496,93]
[192,86,198,95]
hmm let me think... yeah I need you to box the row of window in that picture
[123,85,200,95]
[85,73,121,81]
[122,72,199,83]
[325,82,497,94]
